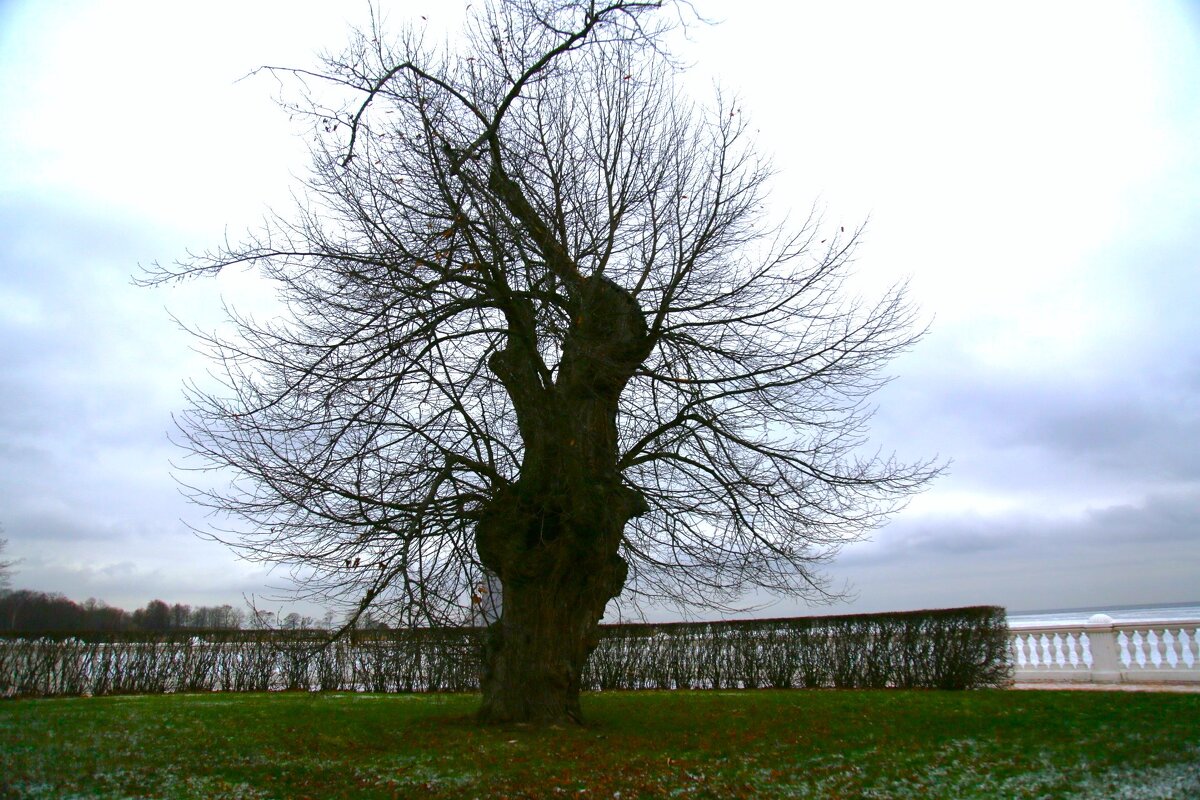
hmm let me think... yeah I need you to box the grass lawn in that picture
[1,689,1198,799]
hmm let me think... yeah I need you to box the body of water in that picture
[1007,602,1200,628]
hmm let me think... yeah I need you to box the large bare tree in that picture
[145,0,939,723]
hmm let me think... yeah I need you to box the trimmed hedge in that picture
[0,606,1010,697]
[583,606,1012,691]
[0,628,481,698]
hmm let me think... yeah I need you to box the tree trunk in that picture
[476,275,650,724]
[476,477,645,724]
[476,543,621,721]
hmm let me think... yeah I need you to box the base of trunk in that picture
[475,586,598,725]
[477,674,583,725]
[475,551,629,725]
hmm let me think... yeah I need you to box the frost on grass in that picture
[161,774,276,800]
[3,774,276,800]
[745,739,1200,800]
[1065,756,1200,800]
[353,753,482,793]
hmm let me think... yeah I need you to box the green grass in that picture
[1,690,1198,799]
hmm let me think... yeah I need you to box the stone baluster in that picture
[1011,633,1028,668]
[1052,633,1066,667]
[1117,630,1133,668]
[1179,628,1193,667]
[1130,630,1147,668]
[1067,632,1082,668]
[1085,614,1122,684]
[1161,629,1178,669]
[1154,628,1169,669]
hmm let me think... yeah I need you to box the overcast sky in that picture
[1,1,1197,621]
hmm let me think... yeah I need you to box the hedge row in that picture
[0,606,1011,697]
[0,629,481,698]
[584,606,1012,690]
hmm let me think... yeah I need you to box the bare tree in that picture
[143,0,939,723]
[0,534,15,595]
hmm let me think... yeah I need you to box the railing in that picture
[1009,615,1200,684]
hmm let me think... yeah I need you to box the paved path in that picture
[1013,682,1200,693]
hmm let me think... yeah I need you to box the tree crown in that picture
[143,0,939,626]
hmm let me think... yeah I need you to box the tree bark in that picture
[475,483,640,723]
[475,276,650,724]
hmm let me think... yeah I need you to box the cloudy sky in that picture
[1,1,1197,620]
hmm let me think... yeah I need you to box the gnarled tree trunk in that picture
[475,276,650,724]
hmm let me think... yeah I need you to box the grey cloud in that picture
[15,556,291,614]
[1081,491,1200,546]
[866,332,1200,504]
[808,488,1200,614]
[863,210,1200,499]
[0,197,297,613]
[0,201,193,482]
[1012,389,1200,482]
[852,488,1200,564]
[4,506,137,544]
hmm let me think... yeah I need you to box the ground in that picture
[1,689,1198,798]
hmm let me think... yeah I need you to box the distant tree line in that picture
[0,591,248,633]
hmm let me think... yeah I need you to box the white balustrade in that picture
[1008,615,1200,684]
